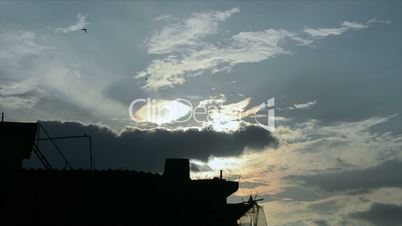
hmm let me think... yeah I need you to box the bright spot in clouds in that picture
[191,156,244,177]
[208,156,243,171]
[133,99,191,125]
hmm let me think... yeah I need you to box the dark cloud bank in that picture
[24,121,278,173]
[350,203,402,226]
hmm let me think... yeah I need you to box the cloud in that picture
[287,159,402,193]
[190,161,212,172]
[313,220,330,226]
[136,28,293,90]
[197,94,227,107]
[291,115,402,170]
[55,13,89,33]
[127,94,269,131]
[0,79,45,109]
[137,10,383,91]
[272,186,323,202]
[303,21,369,39]
[350,203,402,226]
[191,115,402,199]
[25,121,278,172]
[153,15,176,22]
[147,7,239,54]
[0,31,52,59]
[194,95,272,132]
[200,97,252,131]
[289,100,317,110]
[239,181,267,189]
[0,27,131,129]
[42,67,128,121]
[0,79,42,96]
[0,96,41,109]
[257,187,402,226]
[368,18,391,25]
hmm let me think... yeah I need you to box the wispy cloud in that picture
[0,96,41,109]
[147,7,239,54]
[289,100,317,110]
[0,31,52,59]
[137,9,385,91]
[303,21,369,39]
[55,13,89,33]
[153,15,176,22]
[368,18,391,25]
[0,79,42,96]
[0,79,45,109]
[43,67,127,119]
[137,28,293,90]
[194,94,274,132]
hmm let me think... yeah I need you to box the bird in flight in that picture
[81,28,87,33]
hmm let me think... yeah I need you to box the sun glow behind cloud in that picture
[195,95,266,132]
[130,95,269,132]
[190,156,244,180]
[190,115,402,197]
[133,99,192,125]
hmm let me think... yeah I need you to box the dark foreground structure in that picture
[0,121,266,226]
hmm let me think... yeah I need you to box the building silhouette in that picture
[0,121,266,226]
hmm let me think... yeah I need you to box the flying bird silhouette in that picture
[81,28,87,33]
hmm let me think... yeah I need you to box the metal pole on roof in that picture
[38,123,72,170]
[86,134,93,171]
[1,112,4,122]
[38,134,93,170]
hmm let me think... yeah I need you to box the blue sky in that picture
[1,1,402,225]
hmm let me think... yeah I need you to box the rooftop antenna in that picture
[220,170,223,180]
[37,131,93,170]
[1,112,4,122]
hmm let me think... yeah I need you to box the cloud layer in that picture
[0,31,52,59]
[147,7,240,54]
[288,159,402,192]
[289,100,317,110]
[350,203,402,226]
[196,115,402,225]
[0,79,45,109]
[136,8,381,91]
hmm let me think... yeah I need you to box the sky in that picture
[1,1,402,225]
